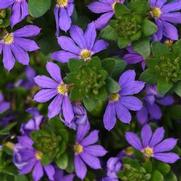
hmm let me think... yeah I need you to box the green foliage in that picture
[141,42,181,95]
[100,2,157,50]
[29,0,51,18]
[31,118,71,168]
[0,9,10,28]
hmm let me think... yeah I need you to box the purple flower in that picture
[62,103,89,130]
[0,25,40,71]
[125,124,180,163]
[88,0,125,29]
[51,22,108,63]
[34,62,74,123]
[103,70,145,131]
[74,122,107,179]
[136,85,174,125]
[149,0,181,41]
[0,0,28,27]
[54,0,74,34]
[13,136,55,181]
[54,167,74,181]
[0,92,10,114]
[123,46,145,70]
[20,108,44,135]
[106,156,122,180]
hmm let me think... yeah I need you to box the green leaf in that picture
[68,59,83,72]
[157,79,173,96]
[106,77,120,93]
[174,81,181,97]
[14,175,28,181]
[128,0,149,14]
[133,38,150,59]
[143,19,157,36]
[102,57,126,78]
[151,42,170,57]
[156,162,170,175]
[83,97,97,112]
[100,25,117,41]
[173,39,181,55]
[165,172,177,181]
[0,122,17,136]
[118,37,129,49]
[168,105,181,120]
[139,69,157,84]
[151,170,164,181]
[29,0,51,18]
[56,153,68,170]
[115,4,130,17]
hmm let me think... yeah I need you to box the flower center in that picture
[164,40,173,47]
[74,143,83,154]
[110,93,120,102]
[80,49,92,60]
[57,83,68,95]
[143,147,153,158]
[112,0,119,10]
[151,7,161,18]
[35,151,43,160]
[56,0,68,7]
[3,33,14,45]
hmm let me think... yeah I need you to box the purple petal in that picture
[154,138,177,153]
[2,45,15,71]
[51,50,78,63]
[62,96,74,123]
[161,12,181,24]
[150,127,165,147]
[14,38,39,52]
[119,70,136,86]
[0,102,10,113]
[141,124,152,147]
[33,89,57,103]
[157,96,174,106]
[115,102,131,124]
[19,159,36,174]
[11,44,29,65]
[59,8,71,32]
[94,12,114,29]
[88,2,112,13]
[80,152,101,169]
[10,2,21,27]
[125,132,143,150]
[120,81,145,96]
[163,21,178,40]
[156,0,166,7]
[136,107,149,125]
[123,53,144,64]
[67,3,74,16]
[44,165,55,181]
[154,153,180,163]
[0,0,14,9]
[14,25,40,37]
[84,145,107,156]
[32,162,43,181]
[84,22,96,49]
[57,36,80,54]
[34,76,58,88]
[120,96,143,111]
[48,95,63,119]
[46,62,62,83]
[76,121,90,142]
[92,40,108,53]
[103,103,116,131]
[162,1,181,13]
[70,25,86,49]
[74,156,87,180]
[153,19,163,41]
[81,130,99,146]
[147,103,162,120]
